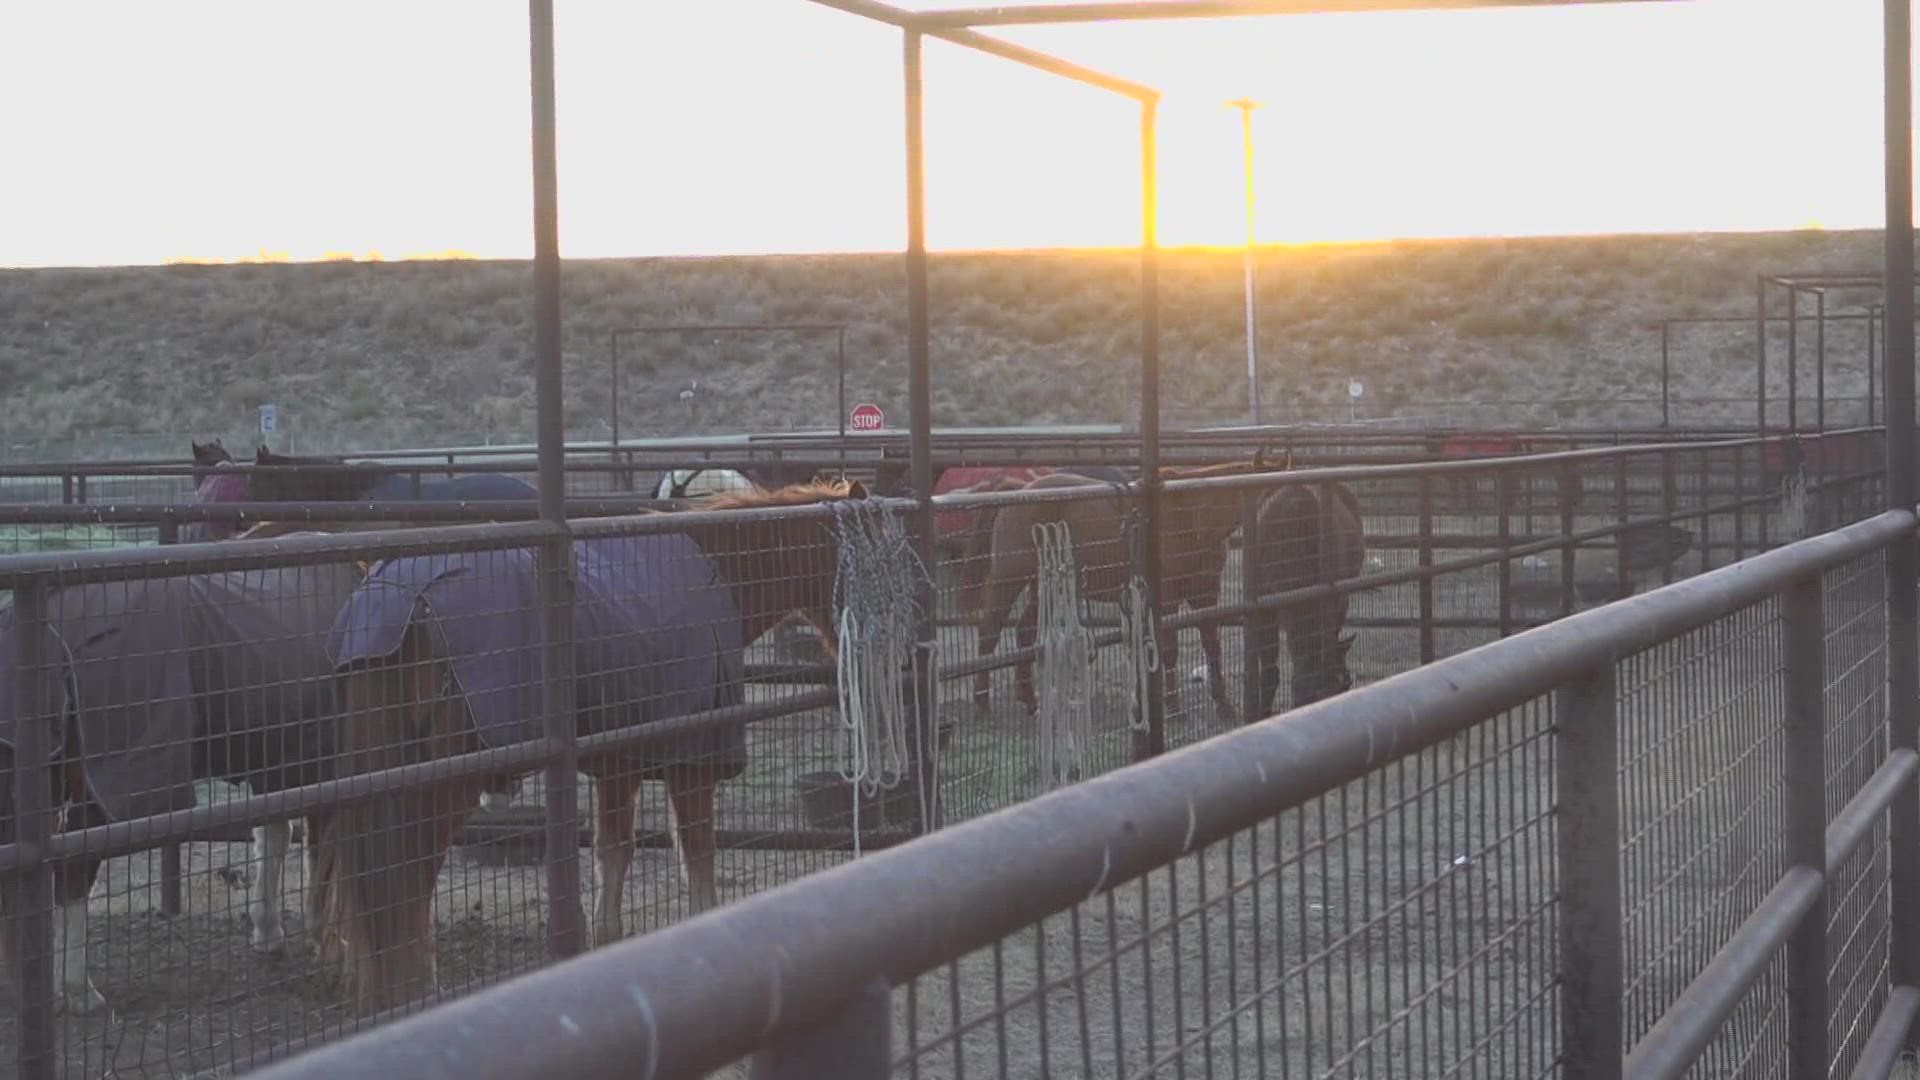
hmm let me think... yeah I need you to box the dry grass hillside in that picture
[0,229,1895,458]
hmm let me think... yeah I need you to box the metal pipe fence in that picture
[0,431,1892,1076]
[238,505,1920,1080]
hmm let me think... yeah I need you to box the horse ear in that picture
[845,479,870,499]
[1336,632,1356,654]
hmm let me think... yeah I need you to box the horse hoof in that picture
[250,924,288,956]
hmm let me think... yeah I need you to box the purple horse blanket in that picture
[0,564,362,821]
[325,532,748,779]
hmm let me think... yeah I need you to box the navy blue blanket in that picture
[325,532,748,778]
[0,564,363,821]
[366,472,538,502]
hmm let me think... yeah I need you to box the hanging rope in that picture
[828,499,931,848]
[1116,509,1158,733]
[1032,520,1096,787]
[1781,462,1810,541]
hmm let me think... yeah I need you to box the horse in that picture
[961,457,1277,723]
[311,477,873,1011]
[247,446,539,504]
[1243,480,1368,716]
[0,547,366,1015]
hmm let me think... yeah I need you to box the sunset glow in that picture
[0,0,1902,268]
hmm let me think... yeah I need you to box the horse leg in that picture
[52,862,106,1015]
[666,764,720,916]
[590,767,642,948]
[973,576,1022,717]
[249,821,290,955]
[1198,610,1234,722]
[1156,602,1183,723]
[1013,588,1041,716]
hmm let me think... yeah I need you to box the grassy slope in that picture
[0,229,1891,455]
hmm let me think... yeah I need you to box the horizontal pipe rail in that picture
[1623,867,1827,1080]
[1827,749,1919,878]
[0,686,840,874]
[244,508,1917,1080]
[1847,985,1920,1080]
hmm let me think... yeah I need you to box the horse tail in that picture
[317,621,475,1012]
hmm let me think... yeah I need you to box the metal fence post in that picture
[1782,573,1829,1077]
[748,977,891,1080]
[1497,467,1513,637]
[1239,487,1263,723]
[902,28,942,831]
[1133,96,1167,761]
[1733,445,1748,563]
[157,519,184,918]
[10,581,57,1080]
[528,0,584,962]
[1417,473,1435,665]
[1659,447,1677,586]
[1614,453,1631,605]
[1882,0,1920,1043]
[1557,662,1622,1080]
[1558,462,1577,620]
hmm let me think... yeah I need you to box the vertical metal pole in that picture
[1135,96,1167,760]
[1614,454,1631,600]
[838,326,849,479]
[610,332,621,476]
[902,30,941,831]
[1883,0,1920,1027]
[10,582,56,1080]
[1230,98,1260,428]
[1556,662,1622,1080]
[1239,488,1263,722]
[1660,448,1677,586]
[528,0,583,964]
[1782,573,1829,1077]
[1497,467,1513,637]
[156,518,184,917]
[1817,289,1828,432]
[1417,473,1435,665]
[1733,443,1747,563]
[748,978,891,1080]
[1871,306,1881,428]
[1660,321,1671,428]
[1788,286,1801,431]
[1758,275,1769,432]
[1558,462,1577,620]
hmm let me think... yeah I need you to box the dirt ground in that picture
[10,489,1897,1078]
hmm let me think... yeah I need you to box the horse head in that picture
[1291,630,1356,707]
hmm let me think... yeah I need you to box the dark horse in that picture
[186,442,539,541]
[0,553,365,1014]
[312,478,874,1011]
[962,457,1280,722]
[247,446,539,503]
[1243,480,1367,716]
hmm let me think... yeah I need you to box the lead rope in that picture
[1032,521,1096,786]
[829,500,930,855]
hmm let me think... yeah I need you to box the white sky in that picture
[0,0,1903,267]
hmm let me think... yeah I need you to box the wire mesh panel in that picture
[1617,597,1788,1064]
[887,697,1558,1080]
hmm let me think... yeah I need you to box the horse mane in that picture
[696,477,869,511]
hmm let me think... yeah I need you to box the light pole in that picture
[1227,97,1261,427]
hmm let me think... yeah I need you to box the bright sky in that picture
[0,0,1902,268]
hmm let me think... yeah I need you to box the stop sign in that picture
[849,402,886,431]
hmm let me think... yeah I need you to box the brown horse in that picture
[311,478,872,1011]
[1243,480,1368,715]
[962,457,1281,722]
